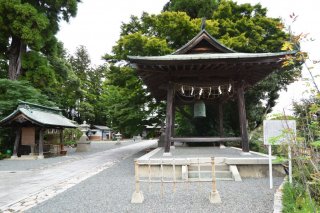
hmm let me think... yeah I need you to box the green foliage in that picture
[0,79,54,119]
[100,65,160,136]
[282,182,319,213]
[67,46,109,125]
[63,128,83,146]
[0,151,10,160]
[0,0,80,79]
[0,0,49,49]
[107,32,172,61]
[163,0,218,19]
[293,96,320,145]
[248,126,267,154]
[0,0,79,50]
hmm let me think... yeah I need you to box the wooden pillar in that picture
[38,128,44,159]
[219,102,224,137]
[164,82,174,153]
[237,82,249,152]
[60,129,64,151]
[12,127,21,158]
[218,102,225,147]
[171,102,176,146]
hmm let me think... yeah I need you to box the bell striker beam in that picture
[165,82,174,153]
[237,81,249,152]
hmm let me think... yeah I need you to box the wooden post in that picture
[171,102,176,146]
[164,82,174,154]
[209,156,221,203]
[134,160,140,193]
[131,159,144,203]
[218,103,224,137]
[38,128,44,159]
[218,102,224,147]
[211,157,216,192]
[12,127,21,158]
[60,129,64,151]
[237,81,249,152]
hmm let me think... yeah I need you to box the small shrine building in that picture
[0,101,76,159]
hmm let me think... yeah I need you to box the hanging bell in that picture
[194,101,206,118]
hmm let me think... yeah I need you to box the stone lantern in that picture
[115,132,122,145]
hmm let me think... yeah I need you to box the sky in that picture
[57,0,320,115]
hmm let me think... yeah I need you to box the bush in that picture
[63,128,83,145]
[282,182,319,212]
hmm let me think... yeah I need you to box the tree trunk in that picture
[8,37,26,80]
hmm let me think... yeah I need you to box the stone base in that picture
[240,152,252,156]
[76,142,91,152]
[10,155,18,159]
[163,152,172,157]
[209,191,222,203]
[37,155,44,160]
[131,191,144,203]
[219,144,226,149]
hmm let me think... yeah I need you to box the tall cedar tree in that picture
[0,0,80,80]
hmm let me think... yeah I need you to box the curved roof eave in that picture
[0,109,76,128]
[128,51,296,62]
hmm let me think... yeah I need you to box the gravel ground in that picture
[0,140,134,171]
[27,151,282,213]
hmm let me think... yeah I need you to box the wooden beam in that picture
[171,137,242,142]
[237,81,249,152]
[164,82,174,153]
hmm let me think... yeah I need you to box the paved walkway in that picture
[0,140,157,212]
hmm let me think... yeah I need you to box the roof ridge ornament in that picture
[201,17,206,30]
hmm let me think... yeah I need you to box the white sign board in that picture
[263,120,296,188]
[263,120,296,145]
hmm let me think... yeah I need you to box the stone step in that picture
[188,164,229,172]
[188,170,233,179]
[188,177,234,181]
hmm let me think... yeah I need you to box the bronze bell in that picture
[194,101,206,118]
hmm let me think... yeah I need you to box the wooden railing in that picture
[131,157,221,204]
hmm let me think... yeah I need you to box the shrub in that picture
[282,182,319,212]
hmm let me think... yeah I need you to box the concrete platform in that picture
[136,144,285,180]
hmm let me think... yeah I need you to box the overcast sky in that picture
[57,0,320,114]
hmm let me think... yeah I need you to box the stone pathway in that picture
[0,140,157,212]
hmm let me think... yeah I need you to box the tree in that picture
[0,79,54,119]
[0,0,80,80]
[105,1,301,137]
[163,0,218,19]
[100,65,161,136]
